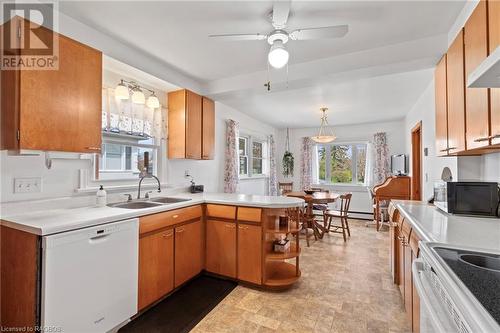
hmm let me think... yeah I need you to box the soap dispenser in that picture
[96,185,107,207]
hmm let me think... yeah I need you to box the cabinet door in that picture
[397,237,405,297]
[167,90,187,159]
[435,56,449,156]
[19,34,102,153]
[465,1,490,149]
[185,90,202,159]
[237,224,262,284]
[138,229,174,310]
[389,224,399,284]
[202,97,215,160]
[446,30,466,154]
[175,220,203,287]
[404,245,413,323]
[412,251,420,333]
[206,220,236,278]
[489,0,500,145]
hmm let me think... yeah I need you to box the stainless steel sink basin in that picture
[149,197,192,204]
[459,254,500,272]
[108,201,163,209]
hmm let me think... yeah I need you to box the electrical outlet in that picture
[14,177,42,193]
[184,170,190,178]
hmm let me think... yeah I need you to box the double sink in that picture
[108,197,192,209]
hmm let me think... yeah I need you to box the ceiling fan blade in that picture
[272,0,291,28]
[208,33,268,41]
[289,25,349,40]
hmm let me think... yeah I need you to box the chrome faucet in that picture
[137,174,161,199]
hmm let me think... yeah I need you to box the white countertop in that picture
[394,200,500,251]
[0,193,304,236]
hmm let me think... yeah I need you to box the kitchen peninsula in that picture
[0,193,304,331]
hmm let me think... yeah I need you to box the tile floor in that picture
[191,219,411,333]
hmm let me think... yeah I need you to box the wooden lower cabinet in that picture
[175,220,204,287]
[404,242,413,322]
[412,252,420,333]
[237,223,262,284]
[206,219,237,277]
[138,229,174,310]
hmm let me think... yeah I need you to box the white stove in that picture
[414,242,500,333]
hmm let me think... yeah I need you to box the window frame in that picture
[317,142,368,186]
[238,135,268,179]
[238,136,249,177]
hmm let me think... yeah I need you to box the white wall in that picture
[275,119,406,215]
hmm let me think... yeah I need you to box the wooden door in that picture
[185,90,202,159]
[206,220,237,278]
[237,224,262,284]
[411,122,422,200]
[446,30,466,154]
[138,229,174,310]
[174,220,203,287]
[19,33,102,153]
[202,97,215,160]
[489,0,500,145]
[464,0,490,149]
[404,245,413,323]
[435,56,449,156]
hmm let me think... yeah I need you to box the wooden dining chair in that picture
[324,193,352,242]
[278,182,293,195]
[311,187,330,224]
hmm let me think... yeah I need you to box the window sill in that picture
[75,182,169,194]
[239,176,269,181]
[314,183,368,192]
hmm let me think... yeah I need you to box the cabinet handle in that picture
[238,225,249,229]
[489,134,500,139]
[163,232,173,238]
[176,228,185,233]
[439,148,450,152]
[448,147,457,151]
[172,214,179,219]
[86,146,101,151]
[225,224,234,228]
[474,137,490,142]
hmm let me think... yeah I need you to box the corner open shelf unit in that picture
[262,207,302,289]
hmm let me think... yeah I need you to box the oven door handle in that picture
[412,259,457,333]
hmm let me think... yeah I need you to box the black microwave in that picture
[434,181,500,217]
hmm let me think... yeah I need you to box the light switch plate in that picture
[14,177,42,193]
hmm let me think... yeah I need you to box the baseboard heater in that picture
[347,211,373,221]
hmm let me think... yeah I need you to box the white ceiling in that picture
[59,1,467,128]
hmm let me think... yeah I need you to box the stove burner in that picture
[459,254,500,272]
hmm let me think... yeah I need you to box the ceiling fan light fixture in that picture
[311,107,336,143]
[268,40,289,69]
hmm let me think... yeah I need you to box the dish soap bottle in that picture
[96,185,107,207]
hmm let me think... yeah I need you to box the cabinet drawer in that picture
[139,205,202,234]
[206,204,236,220]
[409,229,421,255]
[237,207,262,223]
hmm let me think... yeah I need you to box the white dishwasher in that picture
[42,218,139,333]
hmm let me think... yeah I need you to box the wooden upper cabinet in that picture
[206,219,237,278]
[202,97,215,160]
[167,89,214,159]
[237,224,262,284]
[446,30,466,154]
[174,220,203,287]
[489,0,500,145]
[138,229,174,310]
[464,0,490,149]
[1,23,102,152]
[435,56,449,156]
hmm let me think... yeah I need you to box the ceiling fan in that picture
[209,0,349,69]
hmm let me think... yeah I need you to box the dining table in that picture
[285,191,340,239]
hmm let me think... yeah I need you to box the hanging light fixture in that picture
[311,107,336,143]
[115,79,129,100]
[131,86,145,104]
[146,92,160,109]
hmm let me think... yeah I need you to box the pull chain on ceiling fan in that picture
[209,0,349,69]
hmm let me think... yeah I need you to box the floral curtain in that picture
[268,135,278,196]
[373,132,390,186]
[101,87,166,140]
[300,137,314,190]
[224,119,239,193]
